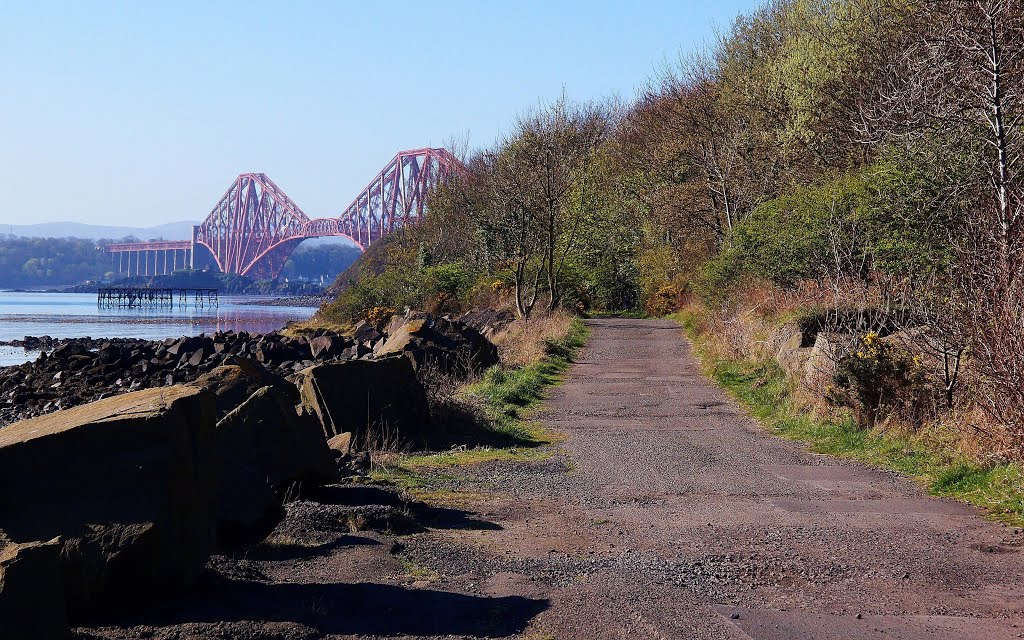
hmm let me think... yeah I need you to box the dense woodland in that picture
[324,0,1024,455]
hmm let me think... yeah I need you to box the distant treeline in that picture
[103,271,325,296]
[0,236,113,287]
[0,235,362,288]
[281,243,361,283]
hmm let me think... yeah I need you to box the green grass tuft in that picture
[584,309,649,319]
[371,317,588,486]
[466,318,589,435]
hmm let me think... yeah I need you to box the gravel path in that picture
[78,318,1024,639]
[403,318,1024,639]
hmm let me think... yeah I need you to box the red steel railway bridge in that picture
[107,148,462,280]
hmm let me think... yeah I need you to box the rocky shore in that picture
[0,311,501,427]
[0,309,508,638]
[236,294,328,307]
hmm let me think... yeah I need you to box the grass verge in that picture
[584,309,649,319]
[675,312,1024,526]
[371,316,589,491]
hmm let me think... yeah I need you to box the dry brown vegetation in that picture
[680,278,1014,464]
[489,311,576,368]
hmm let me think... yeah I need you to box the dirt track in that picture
[81,318,1024,639]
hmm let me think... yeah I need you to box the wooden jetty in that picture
[97,287,219,309]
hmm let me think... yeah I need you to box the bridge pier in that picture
[105,241,194,279]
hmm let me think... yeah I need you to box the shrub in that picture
[366,305,395,326]
[645,284,681,316]
[693,247,745,306]
[827,332,932,429]
[424,262,473,302]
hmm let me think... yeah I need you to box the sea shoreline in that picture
[0,291,319,367]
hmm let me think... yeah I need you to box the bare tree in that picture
[484,96,613,316]
[866,0,1023,445]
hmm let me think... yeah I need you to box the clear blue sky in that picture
[1,1,758,227]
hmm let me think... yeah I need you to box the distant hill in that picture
[0,220,199,241]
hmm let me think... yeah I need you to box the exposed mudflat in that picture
[78,318,1024,639]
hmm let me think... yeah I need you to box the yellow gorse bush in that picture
[366,305,396,326]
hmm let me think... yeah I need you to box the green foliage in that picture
[280,242,361,283]
[693,247,745,305]
[423,261,473,304]
[731,171,875,286]
[633,236,699,312]
[697,153,967,295]
[0,236,111,286]
[860,142,978,279]
[321,236,482,322]
[469,318,589,431]
[327,267,422,322]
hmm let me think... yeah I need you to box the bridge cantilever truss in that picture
[109,148,463,280]
[311,147,464,249]
[192,172,310,279]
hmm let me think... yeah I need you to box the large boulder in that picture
[309,335,335,359]
[215,385,339,544]
[804,332,852,391]
[0,536,69,639]
[165,335,206,357]
[351,319,383,345]
[376,318,430,356]
[190,358,288,418]
[458,308,515,339]
[0,385,219,617]
[376,313,499,375]
[775,323,812,384]
[51,342,91,360]
[297,356,430,450]
[308,333,353,360]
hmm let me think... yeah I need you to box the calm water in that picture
[0,291,316,366]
